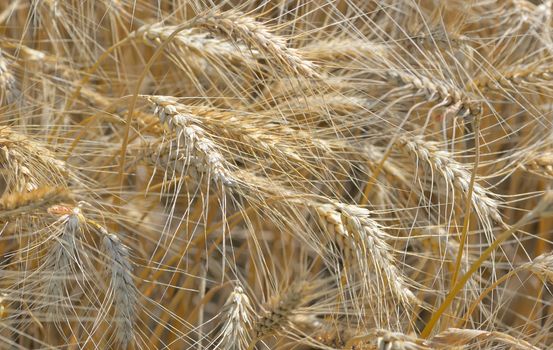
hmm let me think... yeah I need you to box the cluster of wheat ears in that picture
[2,0,553,349]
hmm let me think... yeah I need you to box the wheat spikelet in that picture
[101,230,138,348]
[300,38,390,64]
[196,10,320,78]
[520,152,553,178]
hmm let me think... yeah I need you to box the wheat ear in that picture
[476,65,553,92]
[0,187,70,216]
[215,285,253,350]
[252,281,311,342]
[196,10,320,78]
[315,202,418,306]
[101,230,138,348]
[520,152,553,178]
[387,70,482,119]
[148,95,237,187]
[42,206,82,319]
[135,24,258,70]
[0,127,71,192]
[397,135,502,224]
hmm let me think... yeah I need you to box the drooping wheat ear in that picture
[386,70,482,119]
[520,152,553,178]
[195,10,320,78]
[299,38,390,64]
[42,206,82,319]
[0,50,17,106]
[135,24,258,70]
[429,328,541,350]
[396,135,503,224]
[0,186,71,217]
[315,202,418,306]
[145,104,308,164]
[253,282,311,340]
[147,95,236,187]
[523,253,553,283]
[215,285,253,350]
[475,65,553,92]
[165,105,345,168]
[0,127,71,192]
[101,230,138,348]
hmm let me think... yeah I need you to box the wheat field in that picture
[1,0,553,349]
